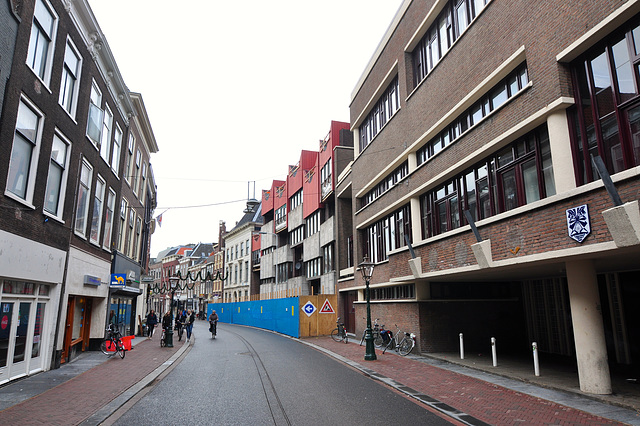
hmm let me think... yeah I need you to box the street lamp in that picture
[360,256,376,361]
[165,276,179,348]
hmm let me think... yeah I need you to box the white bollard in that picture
[459,333,464,359]
[491,337,497,367]
[532,342,540,376]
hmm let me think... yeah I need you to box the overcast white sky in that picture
[87,0,403,258]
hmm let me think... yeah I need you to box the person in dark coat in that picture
[146,310,158,339]
[185,309,195,342]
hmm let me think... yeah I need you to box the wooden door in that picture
[61,297,75,364]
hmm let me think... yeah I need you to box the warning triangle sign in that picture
[319,299,335,314]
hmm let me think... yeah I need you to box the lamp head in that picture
[359,256,375,281]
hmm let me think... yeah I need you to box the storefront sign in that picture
[110,274,126,286]
[566,204,591,243]
[83,275,101,286]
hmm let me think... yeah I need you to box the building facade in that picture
[343,0,640,395]
[0,0,159,383]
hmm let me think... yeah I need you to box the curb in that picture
[79,340,192,426]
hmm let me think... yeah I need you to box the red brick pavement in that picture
[306,337,625,425]
[0,338,180,426]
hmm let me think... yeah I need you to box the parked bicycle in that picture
[359,318,383,348]
[381,324,416,356]
[331,317,348,343]
[100,323,126,359]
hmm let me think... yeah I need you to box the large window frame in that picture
[27,0,58,85]
[59,38,81,117]
[74,159,93,238]
[89,176,105,245]
[420,126,554,239]
[86,81,103,147]
[569,17,640,185]
[359,77,400,152]
[44,131,71,219]
[102,188,116,250]
[6,98,44,206]
[363,204,411,264]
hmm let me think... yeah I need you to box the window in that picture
[371,284,415,301]
[420,125,554,238]
[44,132,70,217]
[240,243,244,257]
[320,160,332,199]
[322,244,334,274]
[140,162,147,201]
[305,258,321,278]
[118,199,127,252]
[569,19,640,185]
[125,134,134,185]
[27,0,57,83]
[86,81,103,146]
[290,226,304,246]
[126,207,134,257]
[275,205,287,231]
[7,99,43,204]
[133,148,141,195]
[246,239,250,255]
[363,205,411,263]
[412,0,489,88]
[361,161,408,208]
[59,39,81,116]
[276,263,291,283]
[245,262,249,282]
[417,64,528,166]
[74,159,93,237]
[359,77,400,151]
[135,217,142,261]
[102,189,116,249]
[89,177,105,244]
[100,106,113,163]
[306,211,320,237]
[111,125,122,174]
[289,190,302,210]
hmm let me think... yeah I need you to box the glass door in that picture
[9,302,32,378]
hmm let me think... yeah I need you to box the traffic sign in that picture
[302,301,316,317]
[319,299,335,314]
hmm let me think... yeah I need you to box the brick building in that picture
[0,0,158,383]
[343,0,640,395]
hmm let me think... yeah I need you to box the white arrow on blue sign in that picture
[302,301,316,317]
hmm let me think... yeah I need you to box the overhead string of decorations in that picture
[149,270,229,294]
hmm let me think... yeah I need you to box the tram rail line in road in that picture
[229,329,293,426]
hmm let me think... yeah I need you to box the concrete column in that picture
[410,197,422,244]
[566,260,612,394]
[547,110,576,194]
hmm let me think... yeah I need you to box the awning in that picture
[109,285,143,297]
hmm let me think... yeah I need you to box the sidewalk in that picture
[1,330,639,425]
[0,336,188,426]
[302,336,640,425]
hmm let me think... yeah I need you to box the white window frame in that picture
[74,159,93,238]
[59,37,81,117]
[111,124,122,175]
[27,0,58,85]
[102,188,116,250]
[100,105,113,164]
[43,130,71,219]
[118,199,127,252]
[6,97,44,207]
[86,81,103,147]
[139,162,147,201]
[133,148,141,195]
[125,134,134,185]
[89,175,105,245]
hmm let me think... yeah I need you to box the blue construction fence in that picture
[207,297,300,338]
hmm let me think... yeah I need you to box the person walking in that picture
[146,310,158,339]
[185,309,195,342]
[209,310,219,337]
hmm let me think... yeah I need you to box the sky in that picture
[87,0,403,258]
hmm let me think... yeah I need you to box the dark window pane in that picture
[497,147,513,167]
[471,103,483,125]
[501,169,518,211]
[632,25,640,55]
[478,177,491,219]
[600,115,624,173]
[437,202,448,233]
[450,195,460,229]
[522,159,540,203]
[611,38,635,103]
[590,51,615,117]
[627,105,640,165]
[490,84,508,110]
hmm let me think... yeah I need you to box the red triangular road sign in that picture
[319,299,335,314]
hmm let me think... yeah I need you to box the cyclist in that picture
[209,310,219,337]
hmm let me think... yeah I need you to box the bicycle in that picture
[381,324,416,356]
[100,323,126,359]
[160,327,168,347]
[209,320,218,339]
[359,318,383,348]
[331,317,348,343]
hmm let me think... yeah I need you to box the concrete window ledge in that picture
[602,200,640,247]
[472,239,493,268]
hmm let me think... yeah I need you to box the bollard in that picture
[459,333,464,359]
[491,337,497,367]
[532,342,540,376]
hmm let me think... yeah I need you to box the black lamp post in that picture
[165,276,179,348]
[360,256,376,361]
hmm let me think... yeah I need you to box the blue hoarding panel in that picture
[206,298,299,338]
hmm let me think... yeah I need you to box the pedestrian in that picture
[108,309,117,327]
[146,310,158,339]
[185,309,195,342]
[209,310,218,336]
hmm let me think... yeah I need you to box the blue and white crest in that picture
[566,204,590,243]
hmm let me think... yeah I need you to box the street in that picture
[111,321,452,425]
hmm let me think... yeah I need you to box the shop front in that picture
[111,253,143,337]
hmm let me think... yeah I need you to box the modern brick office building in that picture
[342,0,640,394]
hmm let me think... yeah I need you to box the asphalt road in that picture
[113,321,452,425]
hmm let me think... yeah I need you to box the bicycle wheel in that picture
[331,328,341,342]
[117,339,126,359]
[100,339,110,355]
[373,334,383,348]
[398,338,414,356]
[160,331,166,347]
